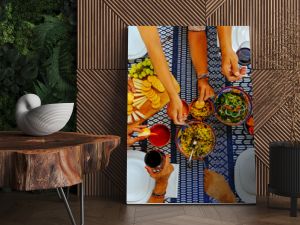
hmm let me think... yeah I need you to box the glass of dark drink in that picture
[144,150,166,173]
[236,41,251,66]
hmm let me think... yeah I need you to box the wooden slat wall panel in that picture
[206,0,226,19]
[252,70,294,131]
[253,68,298,195]
[77,0,300,200]
[104,0,206,26]
[206,0,299,70]
[77,0,127,69]
[77,69,127,200]
[256,156,269,196]
[255,102,293,166]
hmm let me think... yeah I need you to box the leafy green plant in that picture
[0,95,16,130]
[0,0,77,132]
[0,44,37,95]
[0,3,35,55]
[33,15,76,103]
[32,15,76,131]
[8,0,63,24]
[0,44,38,130]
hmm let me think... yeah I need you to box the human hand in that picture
[145,155,174,182]
[128,78,136,92]
[197,78,215,102]
[127,125,149,146]
[221,49,247,82]
[167,95,187,125]
[204,169,236,203]
[146,155,173,203]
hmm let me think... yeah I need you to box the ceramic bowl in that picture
[214,86,252,126]
[16,94,74,136]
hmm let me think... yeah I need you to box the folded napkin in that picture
[166,164,179,199]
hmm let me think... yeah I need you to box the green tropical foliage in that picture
[0,0,77,131]
[33,15,76,104]
[0,3,35,55]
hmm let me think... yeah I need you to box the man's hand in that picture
[198,78,215,102]
[221,50,247,82]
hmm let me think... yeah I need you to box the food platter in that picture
[189,98,214,120]
[214,86,252,126]
[127,58,180,130]
[176,121,216,160]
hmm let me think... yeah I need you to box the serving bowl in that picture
[176,121,216,160]
[148,124,170,147]
[189,98,214,120]
[214,86,252,126]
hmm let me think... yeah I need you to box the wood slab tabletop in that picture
[0,132,120,191]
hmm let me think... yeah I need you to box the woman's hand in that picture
[221,49,247,82]
[127,125,148,146]
[198,78,215,102]
[167,95,186,125]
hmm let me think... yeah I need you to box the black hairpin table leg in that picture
[57,183,84,225]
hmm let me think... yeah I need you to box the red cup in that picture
[148,124,170,147]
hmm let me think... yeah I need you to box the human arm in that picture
[138,26,184,124]
[188,30,214,101]
[217,26,246,81]
[145,155,174,203]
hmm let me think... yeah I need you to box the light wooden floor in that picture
[0,192,299,225]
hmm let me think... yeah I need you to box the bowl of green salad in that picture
[214,87,252,126]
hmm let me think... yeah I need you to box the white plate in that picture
[235,148,256,203]
[232,26,250,52]
[127,150,155,203]
[128,26,147,60]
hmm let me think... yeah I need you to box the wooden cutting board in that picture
[128,76,180,130]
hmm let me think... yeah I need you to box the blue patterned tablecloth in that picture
[129,26,254,203]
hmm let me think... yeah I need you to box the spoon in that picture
[187,140,197,168]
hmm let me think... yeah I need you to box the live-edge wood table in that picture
[0,131,120,225]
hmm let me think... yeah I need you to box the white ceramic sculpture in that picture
[16,94,74,136]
